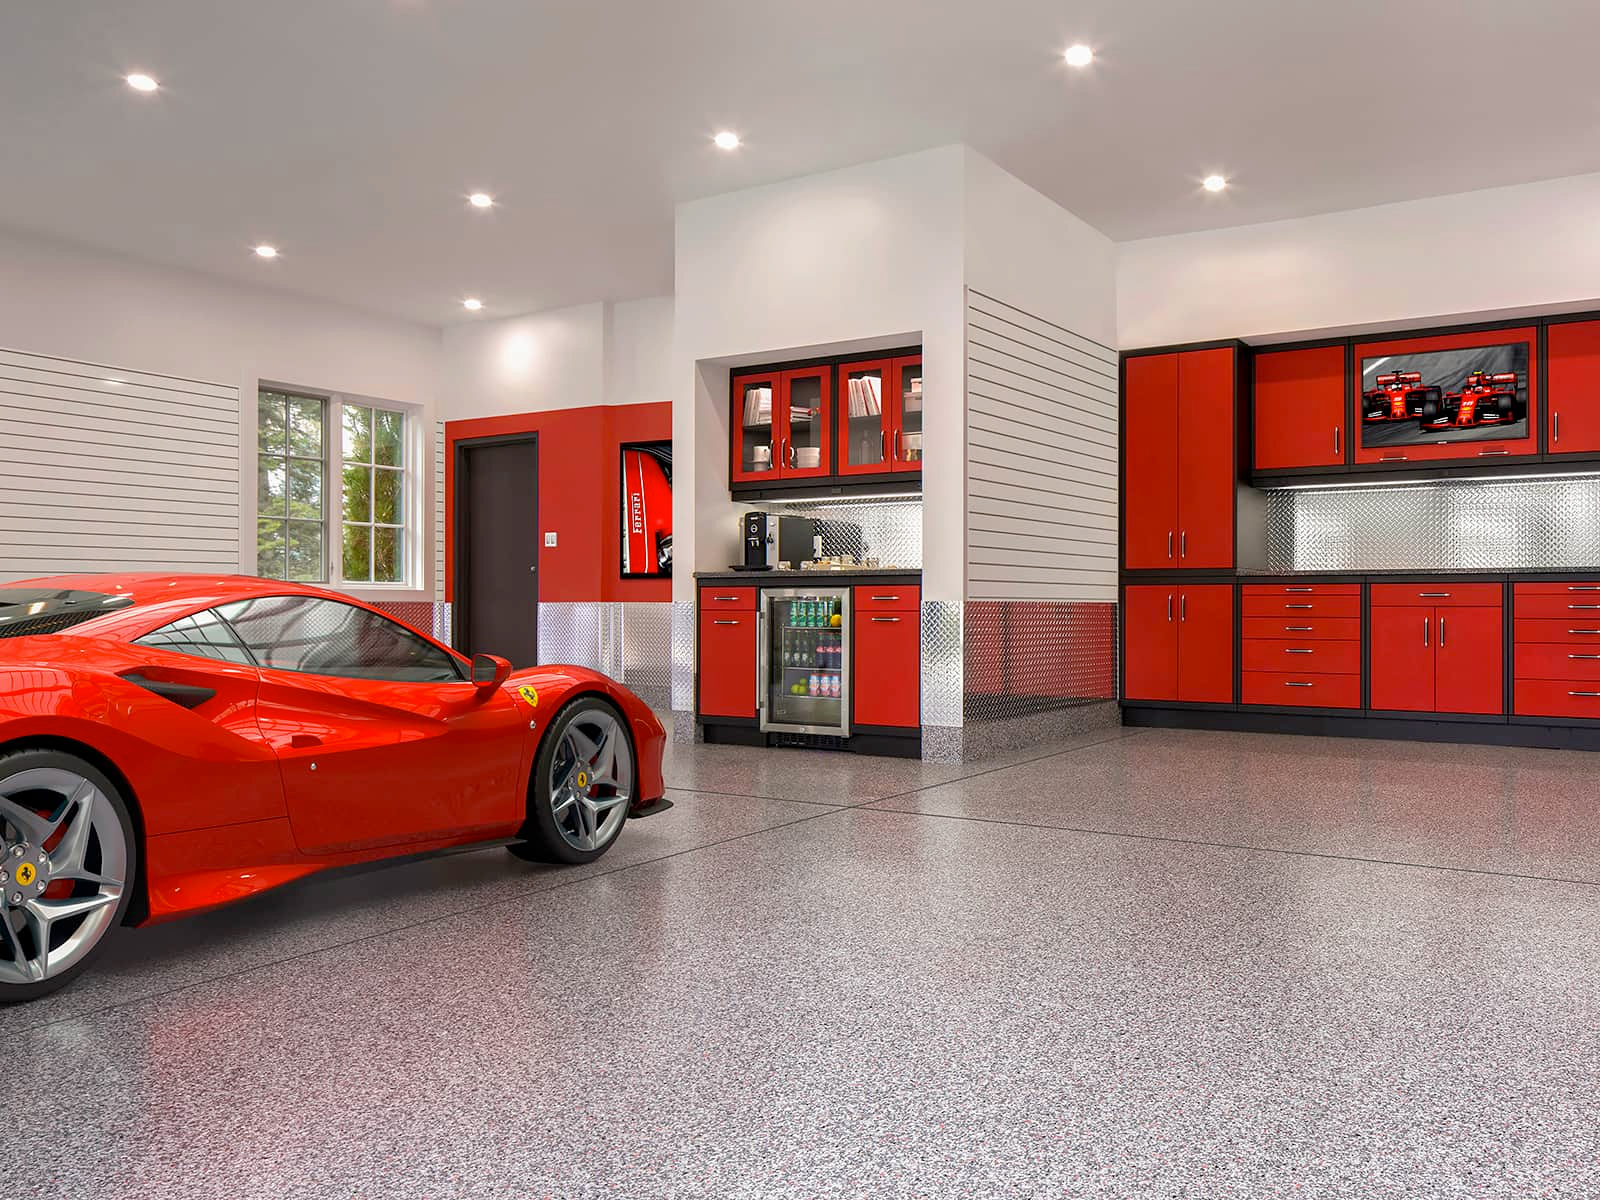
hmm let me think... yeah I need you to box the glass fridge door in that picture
[760,588,851,736]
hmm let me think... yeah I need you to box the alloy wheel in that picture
[0,768,128,987]
[548,710,633,853]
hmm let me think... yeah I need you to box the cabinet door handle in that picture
[1568,654,1600,660]
[870,616,901,623]
[869,595,901,601]
[891,429,900,462]
[1285,681,1314,688]
[713,595,741,601]
[1333,426,1341,455]
[713,619,741,626]
[1381,453,1408,461]
[1167,531,1174,559]
[1181,530,1187,558]
[1419,592,1451,598]
[1284,604,1314,609]
[1167,593,1173,622]
[1285,648,1313,654]
[1478,449,1510,457]
[1570,605,1600,610]
[1567,585,1600,592]
[1440,616,1446,647]
[1568,629,1600,635]
[1555,411,1561,443]
[1423,617,1429,648]
[880,430,887,462]
[1180,594,1187,622]
[1569,691,1600,698]
[1284,587,1315,593]
[1284,626,1314,632]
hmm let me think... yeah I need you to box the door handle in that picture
[1555,411,1561,443]
[289,733,322,750]
[1423,617,1429,648]
[1283,626,1314,632]
[1284,681,1314,688]
[1381,452,1408,461]
[1284,587,1314,593]
[1181,531,1187,559]
[1284,604,1314,609]
[870,616,901,623]
[713,595,741,602]
[1284,648,1313,654]
[1478,449,1510,456]
[1569,691,1600,698]
[1167,531,1173,559]
[1570,605,1600,610]
[870,595,901,602]
[1180,594,1186,622]
[1166,594,1173,622]
[713,619,741,626]
[1567,586,1600,592]
[1419,592,1451,598]
[1568,629,1600,635]
[891,430,900,462]
[880,430,887,462]
[1440,616,1446,647]
[1333,426,1340,455]
[1568,654,1600,660]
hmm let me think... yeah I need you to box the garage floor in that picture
[7,726,1600,1198]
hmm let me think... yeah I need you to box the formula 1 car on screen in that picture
[1420,370,1523,430]
[0,574,669,1002]
[1361,371,1439,423]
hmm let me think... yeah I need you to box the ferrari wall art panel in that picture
[621,441,672,578]
[1360,341,1531,448]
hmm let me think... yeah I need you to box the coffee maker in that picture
[734,511,771,570]
[733,512,821,570]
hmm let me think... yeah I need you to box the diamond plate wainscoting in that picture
[1266,475,1600,572]
[537,602,674,710]
[919,600,965,763]
[670,599,698,744]
[926,600,1120,763]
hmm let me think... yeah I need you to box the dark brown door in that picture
[456,434,539,667]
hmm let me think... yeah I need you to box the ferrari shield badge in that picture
[518,685,539,708]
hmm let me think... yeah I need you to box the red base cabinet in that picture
[1240,583,1361,708]
[698,595,757,719]
[1514,581,1600,718]
[1123,584,1232,703]
[853,586,920,728]
[1370,585,1503,715]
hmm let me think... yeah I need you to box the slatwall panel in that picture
[965,289,1119,601]
[0,347,240,580]
[433,417,446,602]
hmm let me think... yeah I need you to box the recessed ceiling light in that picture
[1063,44,1094,67]
[125,73,159,93]
[1203,174,1228,192]
[468,192,494,209]
[253,244,279,259]
[462,298,483,311]
[713,130,741,151]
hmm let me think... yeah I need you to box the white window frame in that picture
[247,382,432,603]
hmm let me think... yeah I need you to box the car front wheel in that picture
[0,749,136,1003]
[508,697,636,866]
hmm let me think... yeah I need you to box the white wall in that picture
[1118,171,1600,348]
[439,301,605,420]
[0,228,443,597]
[605,296,675,409]
[673,146,969,606]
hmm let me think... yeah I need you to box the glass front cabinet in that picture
[838,354,922,476]
[731,367,833,484]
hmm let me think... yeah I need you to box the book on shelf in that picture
[846,375,882,418]
[742,385,772,427]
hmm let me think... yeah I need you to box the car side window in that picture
[134,609,255,665]
[216,596,464,683]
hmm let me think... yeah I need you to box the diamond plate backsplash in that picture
[765,497,922,569]
[964,600,1118,725]
[1266,475,1600,572]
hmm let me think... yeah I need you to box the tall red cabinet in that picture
[1124,346,1238,570]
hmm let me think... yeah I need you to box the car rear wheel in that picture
[0,750,135,1003]
[508,697,636,866]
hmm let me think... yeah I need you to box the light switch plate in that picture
[544,532,558,547]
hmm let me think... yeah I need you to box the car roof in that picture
[1,573,329,608]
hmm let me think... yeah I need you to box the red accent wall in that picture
[445,401,672,605]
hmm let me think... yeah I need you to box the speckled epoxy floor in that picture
[7,726,1600,1198]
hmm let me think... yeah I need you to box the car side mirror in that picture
[471,653,512,692]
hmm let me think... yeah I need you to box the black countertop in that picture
[695,568,921,586]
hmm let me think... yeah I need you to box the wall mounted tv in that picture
[1359,341,1531,449]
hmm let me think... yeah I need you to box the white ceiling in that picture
[4,0,1599,327]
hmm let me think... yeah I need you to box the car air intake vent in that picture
[0,610,104,639]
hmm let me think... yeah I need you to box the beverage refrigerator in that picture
[757,587,852,737]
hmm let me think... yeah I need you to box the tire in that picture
[1420,394,1444,426]
[0,749,137,1004]
[507,696,636,866]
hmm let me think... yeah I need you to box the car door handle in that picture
[290,733,322,749]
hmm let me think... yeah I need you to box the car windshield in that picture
[0,589,136,639]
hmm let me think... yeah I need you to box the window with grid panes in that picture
[256,390,327,581]
[340,404,405,584]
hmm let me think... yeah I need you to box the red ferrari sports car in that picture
[0,574,667,1002]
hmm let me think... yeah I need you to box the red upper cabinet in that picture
[837,359,891,476]
[1352,326,1539,466]
[776,366,832,479]
[890,355,923,474]
[1123,354,1181,569]
[1548,320,1600,456]
[731,370,779,484]
[1124,347,1238,570]
[1253,345,1347,470]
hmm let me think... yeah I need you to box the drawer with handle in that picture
[1241,639,1361,675]
[1514,679,1600,721]
[1370,582,1503,608]
[1514,593,1600,620]
[1242,616,1361,642]
[1514,643,1600,682]
[1241,670,1361,709]
[853,585,921,614]
[700,587,757,612]
[1513,618,1600,644]
[1242,595,1361,619]
[1514,582,1600,597]
[1241,583,1360,598]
